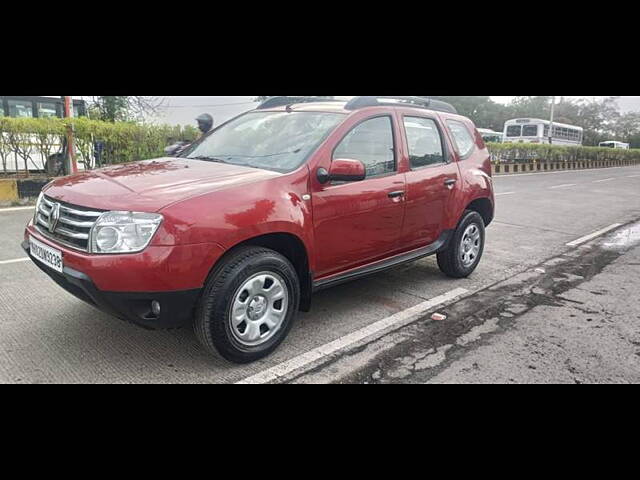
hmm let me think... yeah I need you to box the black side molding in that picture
[313,230,453,291]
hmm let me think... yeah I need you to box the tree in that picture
[570,97,619,146]
[612,112,640,140]
[429,96,511,131]
[507,96,553,119]
[496,96,622,146]
[88,96,165,122]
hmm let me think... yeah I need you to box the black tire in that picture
[194,246,300,364]
[437,210,485,279]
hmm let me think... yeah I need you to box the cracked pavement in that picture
[295,222,640,384]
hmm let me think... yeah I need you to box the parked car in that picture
[23,96,495,363]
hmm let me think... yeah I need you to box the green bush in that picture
[0,117,201,174]
[487,142,640,164]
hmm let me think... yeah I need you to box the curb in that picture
[492,160,640,176]
[0,179,18,202]
[0,178,53,204]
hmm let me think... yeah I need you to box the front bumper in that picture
[22,240,201,329]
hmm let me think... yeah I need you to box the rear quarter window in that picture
[446,120,476,157]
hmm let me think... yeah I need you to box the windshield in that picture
[183,111,346,173]
[506,125,522,137]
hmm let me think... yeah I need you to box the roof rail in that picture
[344,96,458,114]
[256,96,340,110]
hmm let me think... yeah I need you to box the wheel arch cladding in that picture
[220,232,312,312]
[465,197,494,227]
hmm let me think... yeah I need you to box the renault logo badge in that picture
[49,203,61,233]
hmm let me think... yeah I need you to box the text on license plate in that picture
[29,236,63,273]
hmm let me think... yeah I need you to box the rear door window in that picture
[403,116,445,169]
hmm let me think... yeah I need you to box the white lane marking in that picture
[566,223,623,247]
[549,183,577,189]
[592,177,615,183]
[628,174,640,178]
[0,258,30,265]
[236,287,469,384]
[495,192,516,196]
[0,206,34,213]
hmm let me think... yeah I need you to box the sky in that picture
[491,96,606,104]
[68,96,638,128]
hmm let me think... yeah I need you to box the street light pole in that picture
[62,96,78,174]
[548,96,556,145]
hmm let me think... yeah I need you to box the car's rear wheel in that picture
[437,210,485,278]
[194,246,300,364]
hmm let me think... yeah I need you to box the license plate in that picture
[29,235,63,273]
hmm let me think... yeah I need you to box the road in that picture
[1,165,640,383]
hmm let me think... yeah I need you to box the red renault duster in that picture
[23,96,495,363]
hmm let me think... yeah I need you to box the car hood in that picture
[43,158,282,212]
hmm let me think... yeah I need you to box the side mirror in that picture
[317,158,366,184]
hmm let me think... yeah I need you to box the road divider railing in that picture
[487,143,640,175]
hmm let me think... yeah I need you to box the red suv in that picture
[23,96,495,363]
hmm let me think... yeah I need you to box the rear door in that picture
[399,113,460,249]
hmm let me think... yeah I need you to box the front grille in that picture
[35,195,104,252]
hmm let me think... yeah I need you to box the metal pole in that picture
[63,96,78,174]
[548,96,556,145]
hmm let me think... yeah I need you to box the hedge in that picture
[2,117,639,176]
[487,142,640,164]
[0,117,200,175]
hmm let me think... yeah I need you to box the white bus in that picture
[503,118,583,146]
[477,128,503,143]
[599,140,629,149]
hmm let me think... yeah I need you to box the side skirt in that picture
[312,230,453,292]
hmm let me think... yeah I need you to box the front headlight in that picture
[90,211,163,254]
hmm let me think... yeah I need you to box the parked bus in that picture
[599,140,629,149]
[0,96,87,119]
[503,118,583,146]
[477,128,503,143]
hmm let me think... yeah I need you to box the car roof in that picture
[257,102,351,114]
[255,101,470,121]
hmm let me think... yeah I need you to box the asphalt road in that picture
[296,221,640,383]
[1,165,640,383]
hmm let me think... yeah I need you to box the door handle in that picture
[388,191,405,199]
[444,179,457,188]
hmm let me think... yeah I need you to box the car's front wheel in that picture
[194,246,300,364]
[437,210,485,278]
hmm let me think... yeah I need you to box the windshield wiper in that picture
[215,149,302,160]
[188,156,228,164]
